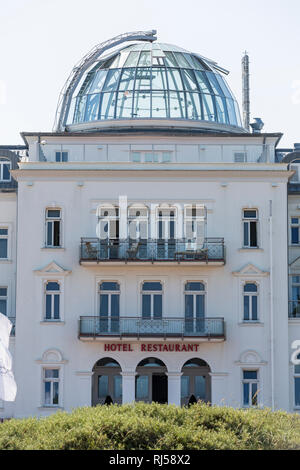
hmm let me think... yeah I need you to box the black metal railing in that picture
[80,238,225,263]
[289,301,300,318]
[79,316,225,339]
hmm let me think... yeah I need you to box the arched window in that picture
[45,281,60,320]
[243,283,258,322]
[184,282,205,332]
[0,159,11,182]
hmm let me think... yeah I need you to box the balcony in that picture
[289,301,300,318]
[79,316,225,341]
[80,238,225,265]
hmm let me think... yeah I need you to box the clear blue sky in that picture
[0,0,299,147]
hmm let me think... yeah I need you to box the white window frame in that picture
[54,150,68,162]
[156,206,177,240]
[45,208,62,248]
[184,281,206,318]
[243,282,259,322]
[0,159,11,182]
[97,205,120,240]
[242,209,259,248]
[131,150,173,163]
[43,368,60,407]
[44,281,61,321]
[242,369,259,407]
[141,281,163,319]
[98,281,120,331]
[0,226,9,260]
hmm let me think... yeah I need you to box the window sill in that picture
[40,321,65,325]
[238,322,264,327]
[0,259,12,263]
[239,248,263,252]
[38,406,63,410]
[41,247,65,251]
[289,245,300,248]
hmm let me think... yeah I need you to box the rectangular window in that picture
[142,282,162,319]
[242,370,259,407]
[0,287,7,316]
[45,282,60,320]
[243,209,258,248]
[243,283,258,321]
[99,282,120,332]
[43,369,59,406]
[0,161,11,182]
[55,151,68,162]
[234,152,247,163]
[291,218,300,245]
[130,151,173,163]
[0,228,8,259]
[46,209,61,247]
[290,276,300,317]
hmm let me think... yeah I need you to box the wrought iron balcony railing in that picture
[80,238,225,263]
[289,301,300,318]
[79,316,225,339]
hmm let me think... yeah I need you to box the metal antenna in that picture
[242,51,250,131]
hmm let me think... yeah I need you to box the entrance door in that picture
[152,374,168,403]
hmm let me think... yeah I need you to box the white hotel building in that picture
[0,31,298,418]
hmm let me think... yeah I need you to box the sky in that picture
[0,0,299,147]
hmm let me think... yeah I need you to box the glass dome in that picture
[65,41,243,130]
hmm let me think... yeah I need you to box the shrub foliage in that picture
[0,403,300,450]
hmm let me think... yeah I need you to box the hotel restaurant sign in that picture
[104,343,200,352]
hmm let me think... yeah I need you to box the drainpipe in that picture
[269,199,275,411]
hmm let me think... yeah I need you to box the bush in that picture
[0,402,300,450]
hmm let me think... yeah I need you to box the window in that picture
[184,205,206,242]
[243,283,258,322]
[0,228,8,259]
[136,375,149,399]
[98,206,119,240]
[185,282,205,332]
[234,152,247,163]
[98,375,109,398]
[291,217,300,245]
[294,355,300,407]
[46,209,61,247]
[55,151,68,162]
[0,287,7,316]
[99,282,120,332]
[43,368,59,406]
[290,276,300,317]
[128,206,148,240]
[242,370,259,407]
[131,151,172,163]
[45,282,60,320]
[290,164,300,183]
[0,159,11,182]
[142,282,162,319]
[243,209,258,248]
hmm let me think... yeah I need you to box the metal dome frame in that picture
[54,30,158,132]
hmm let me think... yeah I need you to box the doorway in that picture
[92,357,122,406]
[135,357,168,403]
[152,374,168,403]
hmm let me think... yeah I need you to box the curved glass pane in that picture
[68,42,243,128]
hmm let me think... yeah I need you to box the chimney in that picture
[242,52,250,131]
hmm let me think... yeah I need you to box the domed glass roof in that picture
[65,41,243,130]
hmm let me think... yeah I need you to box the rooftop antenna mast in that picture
[242,51,250,131]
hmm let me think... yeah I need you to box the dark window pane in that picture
[196,295,205,317]
[243,296,249,321]
[185,295,193,318]
[143,282,162,291]
[252,296,258,321]
[0,239,7,258]
[252,383,258,406]
[142,295,151,318]
[295,378,300,406]
[0,299,7,316]
[185,282,205,291]
[47,210,60,218]
[243,371,257,380]
[153,295,162,318]
[98,375,109,398]
[100,282,119,291]
[46,282,60,291]
[244,221,249,246]
[243,383,249,406]
[53,382,59,405]
[46,295,52,319]
[111,295,120,316]
[100,294,108,316]
[244,210,257,219]
[244,283,257,293]
[250,221,257,247]
[292,227,299,244]
[3,164,10,180]
[54,294,60,319]
[53,221,60,246]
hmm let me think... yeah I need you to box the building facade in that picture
[0,32,297,418]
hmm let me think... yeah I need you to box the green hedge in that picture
[1,402,300,450]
